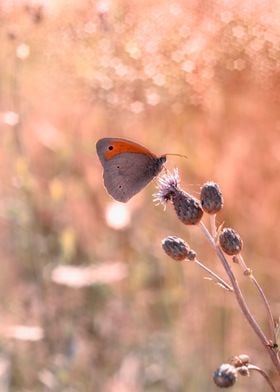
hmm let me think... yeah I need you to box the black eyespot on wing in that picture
[108,145,113,151]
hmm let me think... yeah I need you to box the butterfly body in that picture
[96,138,166,202]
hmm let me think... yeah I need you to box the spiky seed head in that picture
[200,181,224,214]
[219,228,243,256]
[162,236,196,261]
[213,364,237,388]
[172,189,203,225]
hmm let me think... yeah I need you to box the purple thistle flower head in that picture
[153,168,180,208]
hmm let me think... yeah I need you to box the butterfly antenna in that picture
[165,153,188,160]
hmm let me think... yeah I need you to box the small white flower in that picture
[153,168,180,207]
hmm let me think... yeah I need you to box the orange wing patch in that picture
[104,141,156,160]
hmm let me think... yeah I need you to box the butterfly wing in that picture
[102,152,160,202]
[96,138,165,202]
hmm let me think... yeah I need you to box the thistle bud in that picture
[219,228,243,256]
[213,364,237,388]
[200,181,223,214]
[237,366,250,377]
[172,189,203,225]
[231,354,250,367]
[162,236,196,261]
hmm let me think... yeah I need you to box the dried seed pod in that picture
[219,228,243,256]
[200,181,223,214]
[162,236,196,261]
[172,189,203,225]
[213,364,237,388]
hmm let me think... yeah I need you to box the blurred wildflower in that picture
[200,181,223,214]
[38,370,57,390]
[2,111,19,126]
[96,1,110,14]
[145,90,160,106]
[213,364,237,388]
[16,43,30,60]
[2,325,44,341]
[130,101,144,114]
[51,262,127,288]
[59,227,76,261]
[35,122,65,151]
[15,157,29,177]
[14,156,34,190]
[153,73,166,87]
[181,60,195,73]
[49,178,65,202]
[219,228,243,256]
[162,236,196,261]
[125,41,141,60]
[105,201,131,230]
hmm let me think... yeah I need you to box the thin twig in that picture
[193,257,233,292]
[237,254,277,345]
[247,365,278,392]
[199,221,280,374]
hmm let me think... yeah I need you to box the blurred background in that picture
[0,0,279,391]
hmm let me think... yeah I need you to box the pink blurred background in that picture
[0,0,279,390]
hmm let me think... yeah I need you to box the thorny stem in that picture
[237,254,277,345]
[199,221,280,374]
[193,258,233,292]
[248,365,278,392]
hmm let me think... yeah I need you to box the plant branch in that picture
[193,257,233,292]
[199,221,280,374]
[248,365,278,392]
[237,254,277,345]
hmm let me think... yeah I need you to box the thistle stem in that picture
[193,257,233,292]
[248,365,278,392]
[199,221,280,373]
[237,254,277,345]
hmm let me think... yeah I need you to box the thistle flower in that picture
[154,169,203,225]
[213,364,237,388]
[153,168,180,207]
